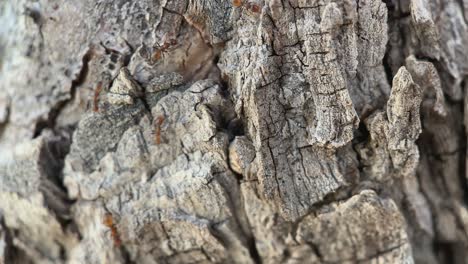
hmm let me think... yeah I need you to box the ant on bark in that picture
[93,82,103,112]
[152,36,178,63]
[232,0,261,13]
[154,115,165,145]
[103,213,122,247]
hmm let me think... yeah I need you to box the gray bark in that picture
[0,0,467,263]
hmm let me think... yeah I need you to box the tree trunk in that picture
[1,0,467,263]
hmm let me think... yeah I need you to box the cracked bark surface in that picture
[1,0,468,263]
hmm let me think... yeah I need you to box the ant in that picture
[154,115,165,145]
[152,37,178,62]
[93,82,103,112]
[232,0,261,13]
[103,213,122,247]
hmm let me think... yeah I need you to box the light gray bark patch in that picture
[240,185,413,263]
[0,129,71,215]
[359,67,422,182]
[405,55,446,116]
[352,0,391,115]
[219,0,387,221]
[63,80,256,262]
[305,2,359,148]
[0,132,78,264]
[0,0,83,143]
[410,0,440,59]
[229,136,256,175]
[296,190,413,263]
[145,72,184,93]
[0,192,78,264]
[64,102,147,199]
[107,67,143,106]
[386,67,422,172]
[437,1,468,100]
[184,0,233,44]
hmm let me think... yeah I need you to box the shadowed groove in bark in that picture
[33,47,93,138]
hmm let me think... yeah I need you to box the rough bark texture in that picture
[1,0,468,263]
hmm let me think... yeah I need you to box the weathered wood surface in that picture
[0,0,468,263]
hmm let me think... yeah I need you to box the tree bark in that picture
[0,0,467,263]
